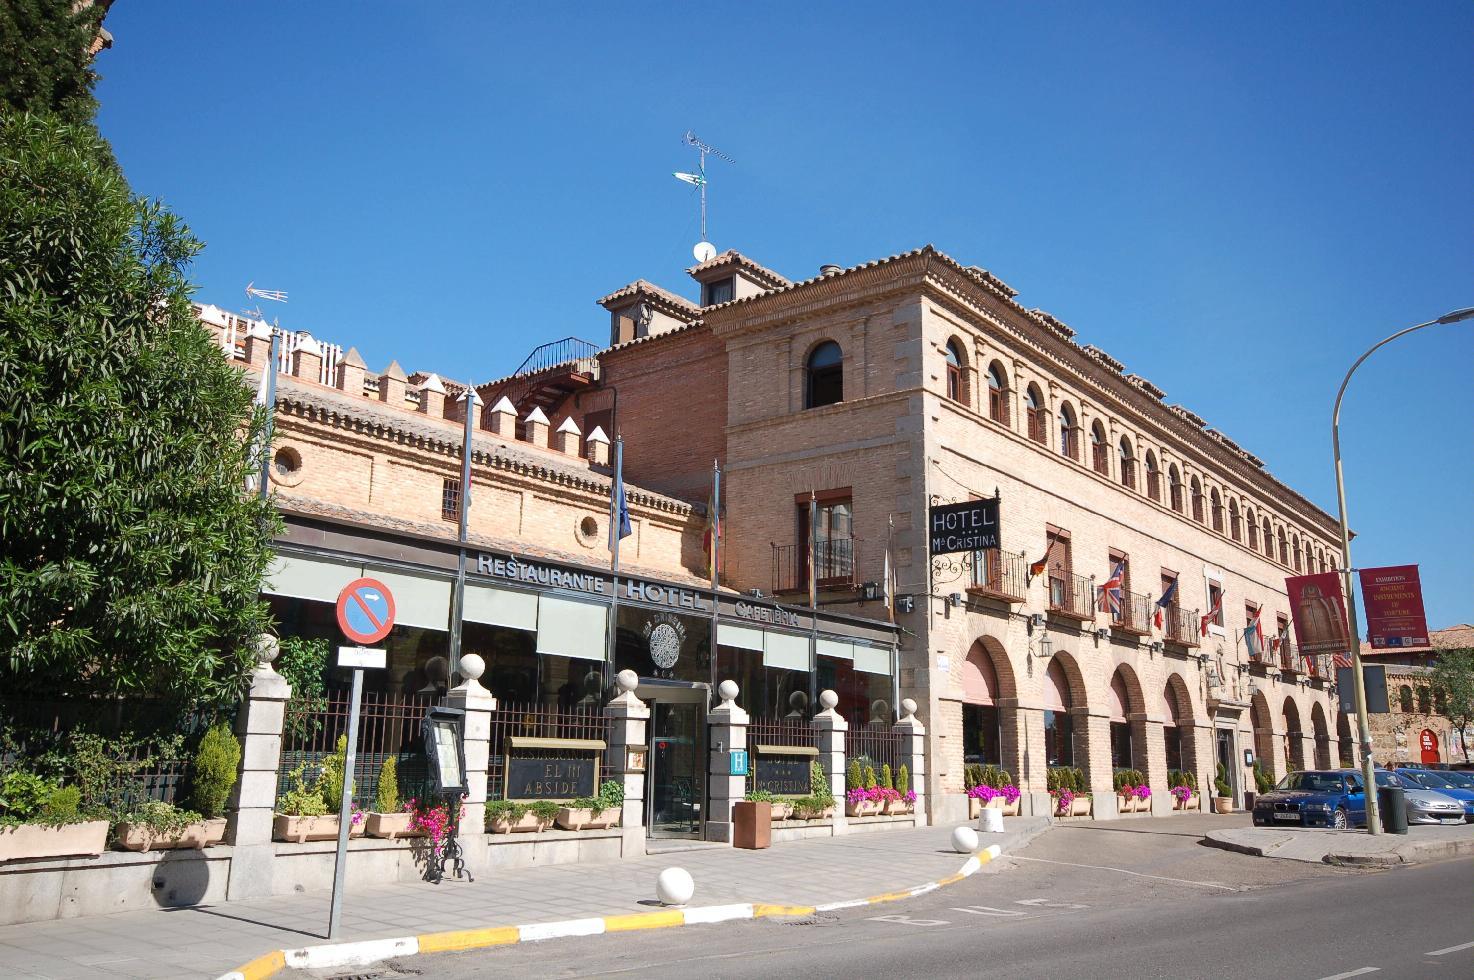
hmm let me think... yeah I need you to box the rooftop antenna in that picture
[675,130,734,263]
[243,281,288,325]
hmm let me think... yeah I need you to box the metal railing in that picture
[486,336,603,412]
[1164,606,1201,647]
[771,538,859,593]
[278,690,438,808]
[744,718,819,796]
[1114,589,1152,634]
[969,548,1027,601]
[847,726,905,782]
[1048,571,1094,620]
[1280,640,1301,673]
[486,701,608,801]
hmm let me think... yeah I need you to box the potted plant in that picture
[964,763,985,818]
[555,780,624,831]
[273,749,365,843]
[1115,769,1148,813]
[486,799,555,833]
[845,764,883,817]
[364,757,421,839]
[896,765,914,814]
[408,797,467,855]
[1213,763,1233,814]
[115,801,208,852]
[118,722,240,851]
[0,772,109,862]
[1169,770,1200,810]
[791,762,836,820]
[745,789,792,821]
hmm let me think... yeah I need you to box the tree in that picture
[0,113,279,709]
[0,0,107,126]
[1430,648,1474,763]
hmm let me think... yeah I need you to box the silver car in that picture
[1371,769,1465,826]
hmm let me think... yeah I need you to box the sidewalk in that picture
[0,820,1046,980]
[1204,822,1474,866]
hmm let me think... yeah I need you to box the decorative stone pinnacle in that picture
[587,425,609,444]
[900,698,917,719]
[556,416,582,434]
[616,669,639,694]
[717,679,739,706]
[818,689,839,711]
[255,633,280,670]
[459,653,486,682]
[491,395,516,414]
[525,406,550,425]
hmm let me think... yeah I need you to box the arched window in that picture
[1210,488,1223,533]
[1417,687,1432,714]
[1398,686,1414,712]
[1277,527,1288,565]
[1090,422,1109,476]
[1144,451,1160,501]
[1025,384,1047,444]
[1317,548,1326,573]
[1262,518,1273,558]
[1058,402,1080,461]
[1247,508,1259,549]
[1329,554,1337,571]
[1229,499,1241,541]
[1292,535,1302,572]
[986,361,1009,424]
[1168,464,1183,513]
[805,341,844,409]
[1190,476,1204,523]
[1118,437,1136,490]
[944,340,965,403]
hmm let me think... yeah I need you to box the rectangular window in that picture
[702,277,734,306]
[796,489,854,585]
[1046,526,1072,609]
[1208,580,1224,627]
[947,362,962,402]
[441,478,461,522]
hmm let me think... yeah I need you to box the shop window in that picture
[441,478,461,522]
[1164,725,1182,772]
[1110,722,1133,770]
[805,341,844,409]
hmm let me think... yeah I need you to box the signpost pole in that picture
[328,662,364,937]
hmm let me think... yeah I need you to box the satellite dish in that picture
[693,241,717,263]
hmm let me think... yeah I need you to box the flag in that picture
[702,461,721,581]
[1097,560,1125,616]
[608,442,632,553]
[1153,578,1178,629]
[1243,606,1264,657]
[1200,589,1223,638]
[1026,547,1049,585]
[1332,652,1353,670]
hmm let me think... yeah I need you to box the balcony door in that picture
[797,490,853,586]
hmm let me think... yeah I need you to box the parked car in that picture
[1394,768,1474,821]
[1251,769,1463,829]
[1436,769,1474,791]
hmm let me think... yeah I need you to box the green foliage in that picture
[122,800,201,841]
[0,0,107,127]
[1168,770,1198,791]
[276,762,328,817]
[744,789,777,803]
[1049,766,1086,793]
[485,799,530,824]
[962,763,984,790]
[68,732,182,819]
[0,769,56,821]
[1114,769,1145,793]
[529,799,561,821]
[896,765,910,796]
[862,765,877,790]
[1431,648,1474,763]
[0,113,279,709]
[374,757,399,814]
[319,736,351,813]
[1214,763,1231,798]
[979,765,1013,789]
[790,760,834,816]
[881,764,894,791]
[190,723,240,820]
[1252,761,1273,794]
[38,784,81,826]
[570,779,624,815]
[278,637,330,741]
[846,758,862,792]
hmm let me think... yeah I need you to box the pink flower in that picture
[1133,785,1151,801]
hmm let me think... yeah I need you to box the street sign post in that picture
[328,579,394,939]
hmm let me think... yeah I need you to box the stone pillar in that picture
[487,395,517,437]
[524,407,550,448]
[587,425,610,466]
[604,670,649,850]
[416,373,447,418]
[894,698,928,826]
[444,653,496,861]
[1014,702,1050,816]
[1187,721,1215,811]
[706,680,748,844]
[290,335,322,383]
[553,416,582,455]
[1078,710,1115,818]
[378,359,408,406]
[337,346,368,396]
[813,689,849,835]
[226,635,291,901]
[1136,716,1171,816]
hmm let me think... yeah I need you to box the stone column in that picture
[444,653,496,863]
[605,670,650,851]
[226,635,291,901]
[487,396,517,437]
[813,689,849,835]
[1078,710,1116,819]
[1187,721,1215,811]
[894,698,928,826]
[1135,716,1171,816]
[706,680,748,844]
[1013,702,1051,817]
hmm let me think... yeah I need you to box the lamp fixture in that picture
[947,592,964,608]
[1033,631,1054,659]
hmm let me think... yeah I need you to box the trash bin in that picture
[732,801,771,849]
[1377,785,1408,835]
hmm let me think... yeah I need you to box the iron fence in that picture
[277,690,438,809]
[847,726,905,783]
[745,717,819,795]
[485,702,608,801]
[969,548,1027,602]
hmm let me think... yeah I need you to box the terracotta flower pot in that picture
[115,818,227,852]
[844,799,882,818]
[0,821,109,862]
[364,812,423,840]
[882,798,909,815]
[769,801,793,821]
[1213,796,1233,815]
[985,796,1005,811]
[273,814,362,843]
[488,811,551,834]
[554,807,620,831]
[1072,796,1093,817]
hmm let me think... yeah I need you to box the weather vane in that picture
[673,130,734,263]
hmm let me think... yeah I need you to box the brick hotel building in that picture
[202,242,1354,826]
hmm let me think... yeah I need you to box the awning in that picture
[536,594,609,661]
[463,582,539,632]
[764,631,810,672]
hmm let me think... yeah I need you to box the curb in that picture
[214,843,1003,979]
[1203,831,1474,867]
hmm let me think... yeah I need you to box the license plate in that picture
[1440,817,1462,824]
[1274,812,1300,821]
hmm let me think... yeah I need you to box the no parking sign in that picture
[335,577,396,645]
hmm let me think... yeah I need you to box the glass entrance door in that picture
[647,699,706,839]
[1215,728,1237,806]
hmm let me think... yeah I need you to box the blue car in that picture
[1395,768,1474,822]
[1252,770,1367,829]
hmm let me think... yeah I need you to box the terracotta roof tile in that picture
[685,250,791,289]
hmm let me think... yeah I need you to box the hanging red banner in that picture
[1359,564,1430,650]
[1286,572,1351,656]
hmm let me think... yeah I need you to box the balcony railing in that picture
[1248,636,1277,667]
[1047,571,1094,621]
[771,538,859,594]
[1164,605,1201,648]
[1279,640,1301,674]
[968,548,1027,602]
[1111,589,1152,635]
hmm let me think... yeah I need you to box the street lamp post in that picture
[1332,306,1474,835]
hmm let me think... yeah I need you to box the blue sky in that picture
[96,3,1471,628]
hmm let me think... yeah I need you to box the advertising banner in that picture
[1286,571,1351,655]
[1358,564,1430,649]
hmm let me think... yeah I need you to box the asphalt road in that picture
[369,823,1474,980]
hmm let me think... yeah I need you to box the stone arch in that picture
[1310,701,1332,769]
[1042,651,1089,776]
[1283,696,1305,770]
[1250,689,1278,780]
[1108,664,1146,774]
[961,636,1016,776]
[1162,673,1199,782]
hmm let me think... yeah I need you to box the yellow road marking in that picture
[417,926,520,954]
[604,910,687,932]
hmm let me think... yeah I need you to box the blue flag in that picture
[609,452,632,551]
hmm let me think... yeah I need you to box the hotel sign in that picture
[928,499,999,555]
[474,553,711,612]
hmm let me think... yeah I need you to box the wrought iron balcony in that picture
[1047,571,1094,621]
[1164,605,1201,648]
[1279,640,1300,674]
[1111,589,1153,636]
[771,538,859,594]
[967,548,1028,603]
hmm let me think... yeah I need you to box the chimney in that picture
[487,395,517,437]
[553,416,582,455]
[290,334,323,383]
[524,406,550,448]
[416,373,447,418]
[820,264,842,276]
[337,347,368,395]
[378,360,408,406]
[586,425,610,467]
[243,321,274,367]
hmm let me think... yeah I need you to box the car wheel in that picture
[1331,807,1349,830]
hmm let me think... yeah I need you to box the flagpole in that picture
[709,459,721,690]
[605,437,624,687]
[808,490,818,707]
[257,331,280,502]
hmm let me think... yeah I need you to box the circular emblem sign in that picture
[336,577,396,645]
[648,623,681,670]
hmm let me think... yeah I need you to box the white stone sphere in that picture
[951,825,979,854]
[656,867,695,906]
[256,634,280,666]
[616,669,640,693]
[459,653,485,681]
[717,679,739,703]
[901,698,918,718]
[818,689,839,711]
